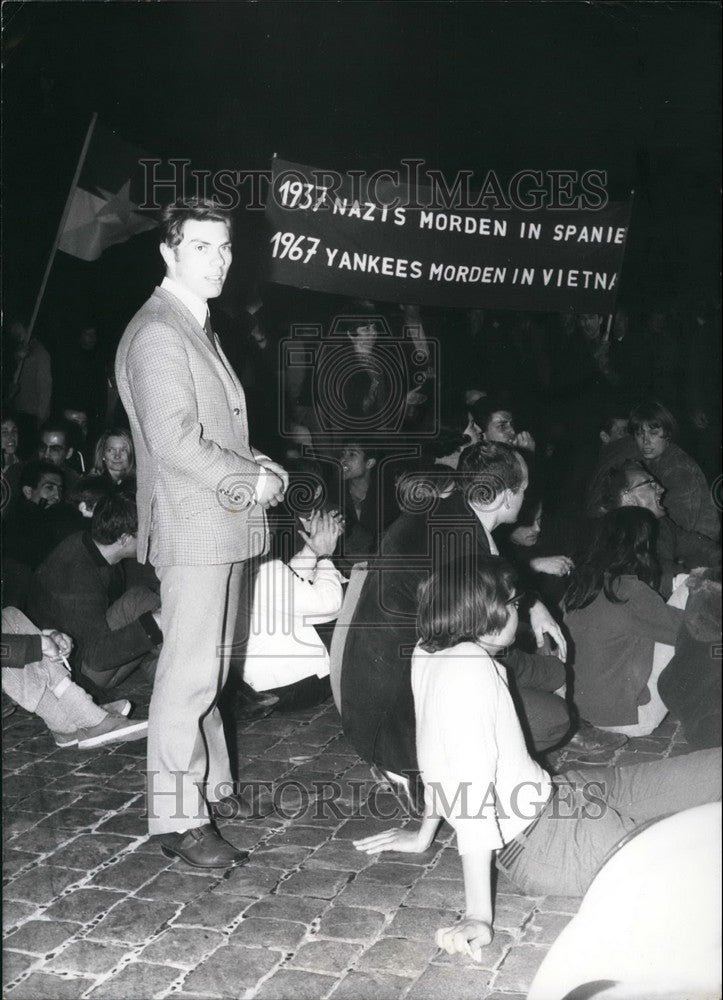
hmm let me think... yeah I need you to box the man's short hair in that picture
[39,418,72,445]
[629,400,678,440]
[396,460,456,515]
[470,392,514,433]
[340,440,381,463]
[20,459,63,491]
[91,494,138,545]
[160,199,233,249]
[458,441,524,507]
[69,474,115,513]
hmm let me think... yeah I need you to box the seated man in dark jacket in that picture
[27,494,161,693]
[2,459,74,608]
[341,442,614,806]
[328,441,383,573]
[3,459,65,564]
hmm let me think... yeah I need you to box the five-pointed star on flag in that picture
[95,180,144,226]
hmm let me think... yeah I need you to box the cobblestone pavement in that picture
[2,677,689,1000]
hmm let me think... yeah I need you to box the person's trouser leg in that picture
[80,585,161,691]
[596,747,722,822]
[146,563,240,836]
[206,561,245,803]
[502,646,570,751]
[2,607,106,732]
[501,748,722,897]
[515,686,571,752]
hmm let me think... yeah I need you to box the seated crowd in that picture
[2,298,721,959]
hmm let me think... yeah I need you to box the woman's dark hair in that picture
[439,400,476,436]
[564,507,661,611]
[628,400,678,441]
[421,422,472,461]
[417,555,517,653]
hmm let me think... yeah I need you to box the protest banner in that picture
[265,157,632,312]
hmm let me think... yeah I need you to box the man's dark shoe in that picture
[566,721,628,758]
[237,683,279,721]
[209,786,275,821]
[159,823,249,868]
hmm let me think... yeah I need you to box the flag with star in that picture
[58,120,157,261]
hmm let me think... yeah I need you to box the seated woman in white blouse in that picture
[243,503,345,712]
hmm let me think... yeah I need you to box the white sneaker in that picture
[100,699,132,717]
[52,729,80,747]
[77,716,148,749]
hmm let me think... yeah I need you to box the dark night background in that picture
[2,1,720,354]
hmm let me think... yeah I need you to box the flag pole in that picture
[11,112,98,396]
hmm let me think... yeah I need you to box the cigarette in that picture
[61,655,72,674]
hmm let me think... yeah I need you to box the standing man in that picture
[116,200,286,869]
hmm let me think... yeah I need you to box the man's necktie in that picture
[204,313,217,351]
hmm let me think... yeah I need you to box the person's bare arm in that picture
[436,850,494,961]
[353,812,441,856]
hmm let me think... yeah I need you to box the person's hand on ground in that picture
[436,918,493,962]
[353,826,433,855]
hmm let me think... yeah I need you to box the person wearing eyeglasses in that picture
[587,400,720,541]
[342,440,635,817]
[353,556,720,962]
[597,460,720,598]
